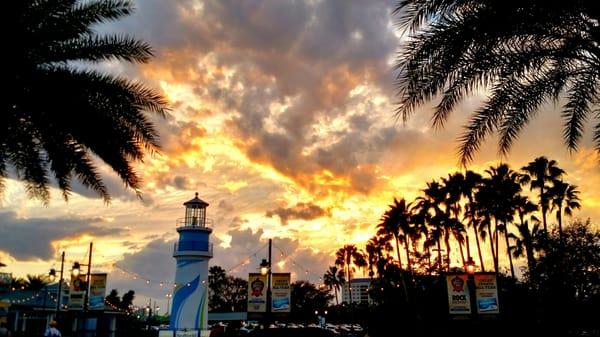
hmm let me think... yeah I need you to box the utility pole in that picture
[267,238,272,326]
[83,242,93,312]
[56,251,65,318]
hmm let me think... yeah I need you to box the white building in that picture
[342,278,371,304]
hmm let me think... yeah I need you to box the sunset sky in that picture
[2,0,599,311]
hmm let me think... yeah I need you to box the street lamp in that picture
[464,256,478,318]
[50,251,65,319]
[258,239,272,326]
[166,293,172,315]
[466,257,476,275]
[49,269,56,282]
[71,262,81,277]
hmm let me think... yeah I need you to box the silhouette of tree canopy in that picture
[6,0,169,203]
[290,280,332,321]
[394,0,600,164]
[208,265,248,312]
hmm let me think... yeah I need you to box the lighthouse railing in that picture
[176,217,214,229]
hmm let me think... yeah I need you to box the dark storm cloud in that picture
[266,202,331,225]
[0,211,125,261]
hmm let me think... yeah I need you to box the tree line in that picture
[325,156,580,293]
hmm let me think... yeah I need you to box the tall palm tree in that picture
[394,1,600,164]
[462,171,485,272]
[335,245,367,304]
[477,164,521,277]
[365,235,393,278]
[550,180,581,242]
[377,198,413,270]
[521,157,565,231]
[323,266,345,305]
[6,0,169,202]
[415,181,447,272]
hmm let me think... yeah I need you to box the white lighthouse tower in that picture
[170,193,213,333]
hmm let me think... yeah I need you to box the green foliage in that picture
[394,0,600,163]
[208,266,248,312]
[5,0,169,203]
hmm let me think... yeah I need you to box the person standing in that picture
[43,321,61,337]
[0,322,11,337]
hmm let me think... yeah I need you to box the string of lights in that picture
[272,242,324,283]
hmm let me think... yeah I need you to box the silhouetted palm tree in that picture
[377,198,413,270]
[25,274,49,291]
[478,164,521,277]
[6,0,169,202]
[415,181,447,272]
[550,180,581,242]
[462,171,485,271]
[521,157,565,231]
[335,245,366,304]
[323,266,345,305]
[394,0,600,163]
[366,235,393,278]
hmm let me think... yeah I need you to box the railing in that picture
[176,217,214,229]
[173,241,214,255]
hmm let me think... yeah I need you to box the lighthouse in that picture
[170,193,213,332]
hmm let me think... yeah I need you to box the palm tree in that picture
[25,274,49,291]
[323,266,345,305]
[521,157,565,231]
[394,1,600,164]
[377,198,413,270]
[462,171,486,272]
[511,219,543,280]
[365,235,393,278]
[550,180,581,242]
[415,181,447,272]
[335,245,367,304]
[6,0,169,202]
[477,164,521,277]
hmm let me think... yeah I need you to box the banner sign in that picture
[446,274,471,314]
[474,273,500,314]
[69,274,87,310]
[271,273,291,313]
[247,273,267,312]
[89,273,107,310]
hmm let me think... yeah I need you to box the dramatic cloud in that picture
[266,202,331,225]
[0,211,125,261]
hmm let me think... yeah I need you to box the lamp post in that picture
[49,251,65,319]
[465,256,477,320]
[165,293,172,315]
[259,238,272,327]
[71,242,93,312]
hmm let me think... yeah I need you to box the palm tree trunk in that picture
[473,226,485,272]
[503,223,515,278]
[436,239,442,274]
[494,223,499,273]
[394,235,403,269]
[557,207,563,246]
[458,240,466,267]
[346,264,352,305]
[487,220,497,273]
[426,245,432,273]
[444,236,451,271]
[541,185,547,232]
[334,286,339,305]
[405,237,412,273]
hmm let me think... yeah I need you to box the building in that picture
[342,278,371,304]
[169,193,214,333]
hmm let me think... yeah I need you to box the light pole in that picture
[49,251,65,319]
[71,242,93,312]
[465,256,477,319]
[259,238,272,327]
[165,293,172,315]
